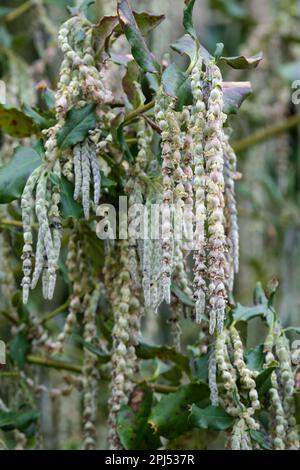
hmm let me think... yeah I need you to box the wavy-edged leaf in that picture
[117,384,161,450]
[117,0,159,73]
[0,409,40,432]
[148,383,209,439]
[136,342,191,376]
[183,0,197,39]
[162,63,193,110]
[171,284,194,307]
[223,81,252,114]
[57,176,84,219]
[134,11,165,36]
[233,303,269,323]
[220,52,263,70]
[249,429,272,450]
[0,147,41,204]
[56,103,97,150]
[0,104,39,138]
[122,60,144,109]
[22,104,55,130]
[73,335,110,363]
[245,344,265,372]
[256,364,278,397]
[10,331,30,369]
[190,405,234,430]
[93,15,119,57]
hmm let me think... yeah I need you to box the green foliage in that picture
[190,405,235,430]
[0,147,41,203]
[56,104,97,150]
[117,385,161,450]
[0,410,40,432]
[183,0,198,40]
[117,0,159,73]
[0,104,39,138]
[136,342,191,377]
[148,384,210,439]
[9,331,30,369]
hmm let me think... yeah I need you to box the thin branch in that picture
[124,100,155,124]
[232,114,300,153]
[0,219,23,228]
[1,310,19,326]
[39,300,69,325]
[5,0,34,23]
[149,383,178,394]
[26,355,82,374]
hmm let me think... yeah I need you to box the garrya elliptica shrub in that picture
[0,0,299,451]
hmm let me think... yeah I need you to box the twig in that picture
[124,100,155,124]
[0,219,23,228]
[5,0,34,23]
[232,114,300,153]
[39,300,69,325]
[26,355,82,374]
[149,383,178,394]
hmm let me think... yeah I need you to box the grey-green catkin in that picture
[21,166,42,304]
[208,348,219,406]
[205,61,228,334]
[81,145,91,220]
[73,144,82,201]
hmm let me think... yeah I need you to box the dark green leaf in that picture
[117,384,161,450]
[56,103,97,150]
[10,331,30,369]
[0,147,41,204]
[233,303,268,323]
[148,383,210,439]
[57,176,84,219]
[41,88,56,109]
[170,34,197,64]
[133,12,165,36]
[249,429,272,450]
[220,53,263,70]
[136,342,191,376]
[245,344,265,372]
[193,354,209,382]
[122,60,143,109]
[0,104,39,138]
[183,0,197,40]
[73,335,110,364]
[171,284,194,307]
[162,63,193,110]
[101,174,117,188]
[256,365,278,397]
[190,405,234,430]
[117,0,159,73]
[0,409,39,432]
[223,81,252,115]
[93,15,119,57]
[21,104,55,130]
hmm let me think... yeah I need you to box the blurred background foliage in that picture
[1,0,300,449]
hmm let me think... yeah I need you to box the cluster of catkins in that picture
[104,241,142,450]
[148,53,239,334]
[264,325,300,450]
[210,324,300,450]
[20,14,113,304]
